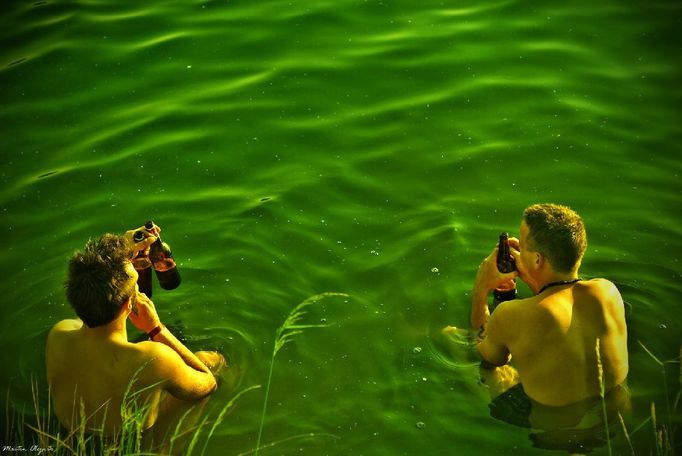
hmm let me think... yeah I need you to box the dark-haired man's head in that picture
[522,204,587,274]
[65,234,136,327]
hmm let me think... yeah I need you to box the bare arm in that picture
[129,292,217,400]
[477,309,511,367]
[471,288,490,338]
[147,341,217,400]
[152,327,212,376]
[470,244,516,366]
[470,246,516,334]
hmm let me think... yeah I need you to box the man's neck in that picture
[80,315,128,343]
[534,270,580,295]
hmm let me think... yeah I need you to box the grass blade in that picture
[254,292,348,456]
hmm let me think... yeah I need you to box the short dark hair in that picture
[65,234,135,327]
[523,204,587,273]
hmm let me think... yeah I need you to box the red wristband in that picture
[148,324,164,341]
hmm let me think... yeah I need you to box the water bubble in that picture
[416,421,425,429]
[431,267,439,273]
[413,346,422,354]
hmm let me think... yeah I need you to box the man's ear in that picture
[121,296,133,315]
[533,252,545,270]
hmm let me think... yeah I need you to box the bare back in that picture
[498,279,628,406]
[46,320,163,435]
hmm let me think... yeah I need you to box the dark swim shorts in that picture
[488,383,532,428]
[488,383,627,453]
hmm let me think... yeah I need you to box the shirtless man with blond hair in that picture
[464,204,628,427]
[46,228,225,445]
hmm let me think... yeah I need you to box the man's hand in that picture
[124,225,159,255]
[129,292,162,333]
[470,244,517,334]
[507,237,532,287]
[474,245,518,294]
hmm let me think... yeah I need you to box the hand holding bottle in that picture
[474,244,517,293]
[124,226,157,254]
[507,236,538,292]
[492,233,517,307]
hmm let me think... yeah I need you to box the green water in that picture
[1,0,681,454]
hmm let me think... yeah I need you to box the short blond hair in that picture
[523,204,587,273]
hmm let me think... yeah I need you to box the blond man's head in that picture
[522,204,587,274]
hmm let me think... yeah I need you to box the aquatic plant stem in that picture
[199,385,261,456]
[254,350,277,456]
[596,339,613,456]
[240,433,340,456]
[639,340,675,453]
[254,292,348,456]
[617,412,636,456]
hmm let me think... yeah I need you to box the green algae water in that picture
[1,0,681,454]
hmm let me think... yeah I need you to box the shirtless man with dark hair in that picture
[46,227,225,445]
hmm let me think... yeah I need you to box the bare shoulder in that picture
[497,295,539,318]
[581,277,618,291]
[489,296,536,336]
[47,319,82,343]
[132,340,175,360]
[578,278,623,303]
[50,318,82,333]
[46,320,82,374]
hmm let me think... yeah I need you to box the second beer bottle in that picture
[492,232,517,310]
[145,220,181,290]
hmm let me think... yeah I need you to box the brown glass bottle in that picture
[492,232,516,309]
[131,230,153,297]
[145,220,181,290]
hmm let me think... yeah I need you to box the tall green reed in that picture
[254,292,349,456]
[595,338,613,456]
[638,341,678,456]
[595,339,681,456]
[613,341,680,456]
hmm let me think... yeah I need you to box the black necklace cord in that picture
[537,278,582,295]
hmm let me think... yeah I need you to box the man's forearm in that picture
[470,287,490,332]
[153,327,212,375]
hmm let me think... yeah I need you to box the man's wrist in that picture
[147,324,164,340]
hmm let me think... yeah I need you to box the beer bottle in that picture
[131,230,153,297]
[492,232,516,309]
[145,220,181,290]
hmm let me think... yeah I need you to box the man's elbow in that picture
[168,373,218,401]
[206,375,218,395]
[196,374,218,399]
